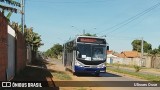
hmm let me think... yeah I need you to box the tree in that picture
[10,22,43,60]
[82,33,97,37]
[150,45,160,55]
[158,45,160,50]
[24,26,43,59]
[24,28,43,51]
[150,49,159,55]
[51,44,63,58]
[131,40,152,53]
[45,43,63,58]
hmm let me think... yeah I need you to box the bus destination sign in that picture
[77,37,106,44]
[80,38,96,43]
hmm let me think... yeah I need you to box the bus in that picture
[62,36,109,76]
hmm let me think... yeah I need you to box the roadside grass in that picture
[51,71,72,80]
[107,67,160,81]
[107,63,147,69]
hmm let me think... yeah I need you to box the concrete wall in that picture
[7,25,16,80]
[112,58,142,66]
[111,56,152,68]
[151,56,160,69]
[143,56,152,68]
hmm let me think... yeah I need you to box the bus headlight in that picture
[75,61,83,67]
[97,63,105,68]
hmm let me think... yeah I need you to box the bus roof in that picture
[64,35,106,44]
[76,36,105,39]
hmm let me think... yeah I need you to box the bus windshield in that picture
[77,43,106,61]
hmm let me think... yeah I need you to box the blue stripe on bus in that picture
[74,66,106,72]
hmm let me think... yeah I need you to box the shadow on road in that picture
[75,72,121,77]
[11,59,59,90]
[100,72,121,77]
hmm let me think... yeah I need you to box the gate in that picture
[7,25,16,80]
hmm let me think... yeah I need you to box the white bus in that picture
[63,36,109,76]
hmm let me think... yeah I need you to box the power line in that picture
[96,2,160,36]
[26,0,108,4]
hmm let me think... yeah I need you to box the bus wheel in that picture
[95,72,100,76]
[73,72,77,75]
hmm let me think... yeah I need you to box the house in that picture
[118,51,140,58]
[106,50,117,64]
[111,51,142,66]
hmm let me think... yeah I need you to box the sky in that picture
[5,0,160,52]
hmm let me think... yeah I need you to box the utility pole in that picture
[21,0,25,34]
[141,37,144,66]
[83,29,85,35]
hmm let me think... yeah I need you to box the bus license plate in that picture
[90,65,97,68]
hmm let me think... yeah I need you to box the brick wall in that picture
[15,30,27,73]
[0,12,27,81]
[0,12,8,81]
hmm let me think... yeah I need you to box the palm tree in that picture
[24,26,43,60]
[10,22,43,60]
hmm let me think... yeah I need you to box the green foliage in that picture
[150,49,159,55]
[45,44,63,58]
[149,45,160,55]
[10,22,22,32]
[82,33,97,37]
[131,39,152,53]
[10,22,43,53]
[24,27,43,52]
[134,65,141,72]
[6,12,12,21]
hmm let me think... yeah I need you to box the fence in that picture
[110,55,160,68]
[112,57,141,66]
[151,56,160,69]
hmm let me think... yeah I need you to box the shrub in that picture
[134,65,141,72]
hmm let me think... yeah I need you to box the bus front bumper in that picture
[74,66,106,73]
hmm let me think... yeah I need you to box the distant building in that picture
[117,51,140,58]
[106,50,117,64]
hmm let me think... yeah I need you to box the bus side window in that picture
[76,48,81,58]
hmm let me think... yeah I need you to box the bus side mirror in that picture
[73,46,76,50]
[107,46,109,50]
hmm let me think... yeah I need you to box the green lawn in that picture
[107,67,160,81]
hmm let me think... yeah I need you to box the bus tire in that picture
[73,72,77,75]
[95,72,100,76]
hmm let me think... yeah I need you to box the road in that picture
[47,58,160,90]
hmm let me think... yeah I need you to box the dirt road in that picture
[47,58,160,90]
